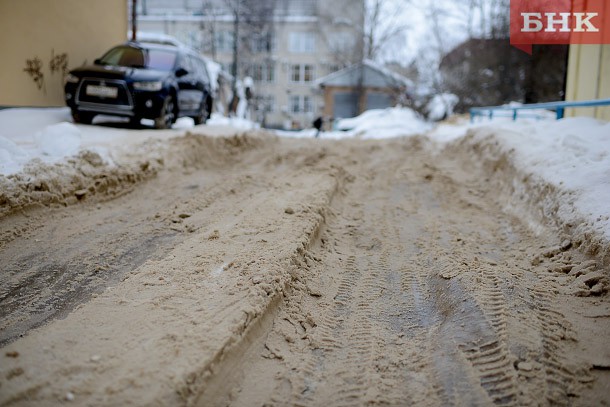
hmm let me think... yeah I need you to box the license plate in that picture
[86,85,118,98]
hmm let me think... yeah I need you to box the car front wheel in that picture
[154,96,175,129]
[193,98,209,125]
[72,111,94,124]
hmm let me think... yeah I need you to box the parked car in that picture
[64,42,213,129]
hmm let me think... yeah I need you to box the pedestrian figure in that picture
[313,116,323,138]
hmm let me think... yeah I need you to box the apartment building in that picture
[137,0,365,128]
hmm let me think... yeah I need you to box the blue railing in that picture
[470,98,610,122]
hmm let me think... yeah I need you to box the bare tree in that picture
[364,0,411,61]
[197,0,276,113]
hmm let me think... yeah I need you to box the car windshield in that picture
[98,46,177,71]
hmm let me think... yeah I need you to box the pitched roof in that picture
[316,60,412,89]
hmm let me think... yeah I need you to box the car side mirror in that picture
[94,58,103,65]
[175,68,189,77]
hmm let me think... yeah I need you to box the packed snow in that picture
[0,108,263,175]
[1,105,608,245]
[476,117,610,239]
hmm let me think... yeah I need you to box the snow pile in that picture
[335,107,432,139]
[426,93,459,121]
[275,107,431,139]
[0,137,29,175]
[206,113,259,130]
[0,108,201,176]
[442,117,610,261]
[34,122,82,157]
[0,109,80,175]
[494,118,610,238]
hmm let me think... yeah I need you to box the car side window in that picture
[187,56,202,81]
[177,55,191,76]
[196,58,210,83]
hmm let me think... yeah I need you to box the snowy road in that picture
[1,129,608,406]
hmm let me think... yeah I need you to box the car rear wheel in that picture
[154,96,175,129]
[205,97,213,120]
[193,97,210,125]
[72,111,94,124]
[129,116,142,128]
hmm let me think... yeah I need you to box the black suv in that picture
[64,42,213,129]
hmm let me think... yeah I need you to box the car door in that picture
[176,54,203,114]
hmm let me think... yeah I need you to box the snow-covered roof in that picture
[134,31,187,48]
[316,60,413,89]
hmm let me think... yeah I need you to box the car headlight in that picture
[64,73,79,84]
[133,81,163,91]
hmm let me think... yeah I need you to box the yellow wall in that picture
[565,44,610,121]
[0,0,128,107]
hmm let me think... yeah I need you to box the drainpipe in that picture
[131,0,137,41]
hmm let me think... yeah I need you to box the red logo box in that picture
[510,0,610,53]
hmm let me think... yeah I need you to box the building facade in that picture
[317,60,412,119]
[0,0,128,107]
[565,44,610,121]
[137,0,365,128]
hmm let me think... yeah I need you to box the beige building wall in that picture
[0,0,128,107]
[565,44,610,121]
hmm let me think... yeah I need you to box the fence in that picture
[470,98,610,122]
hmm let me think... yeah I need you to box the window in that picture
[254,95,275,113]
[250,33,276,53]
[286,0,316,16]
[303,65,313,82]
[188,56,209,82]
[289,32,315,53]
[214,31,234,53]
[289,95,313,113]
[303,96,313,113]
[99,46,177,71]
[248,62,275,83]
[290,64,301,82]
[329,32,355,52]
[289,64,315,83]
[290,95,301,113]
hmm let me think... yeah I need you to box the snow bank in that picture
[336,107,430,136]
[34,122,82,157]
[0,137,29,175]
[275,107,431,139]
[325,107,430,139]
[206,113,259,130]
[0,108,79,175]
[494,118,610,238]
[443,117,610,263]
